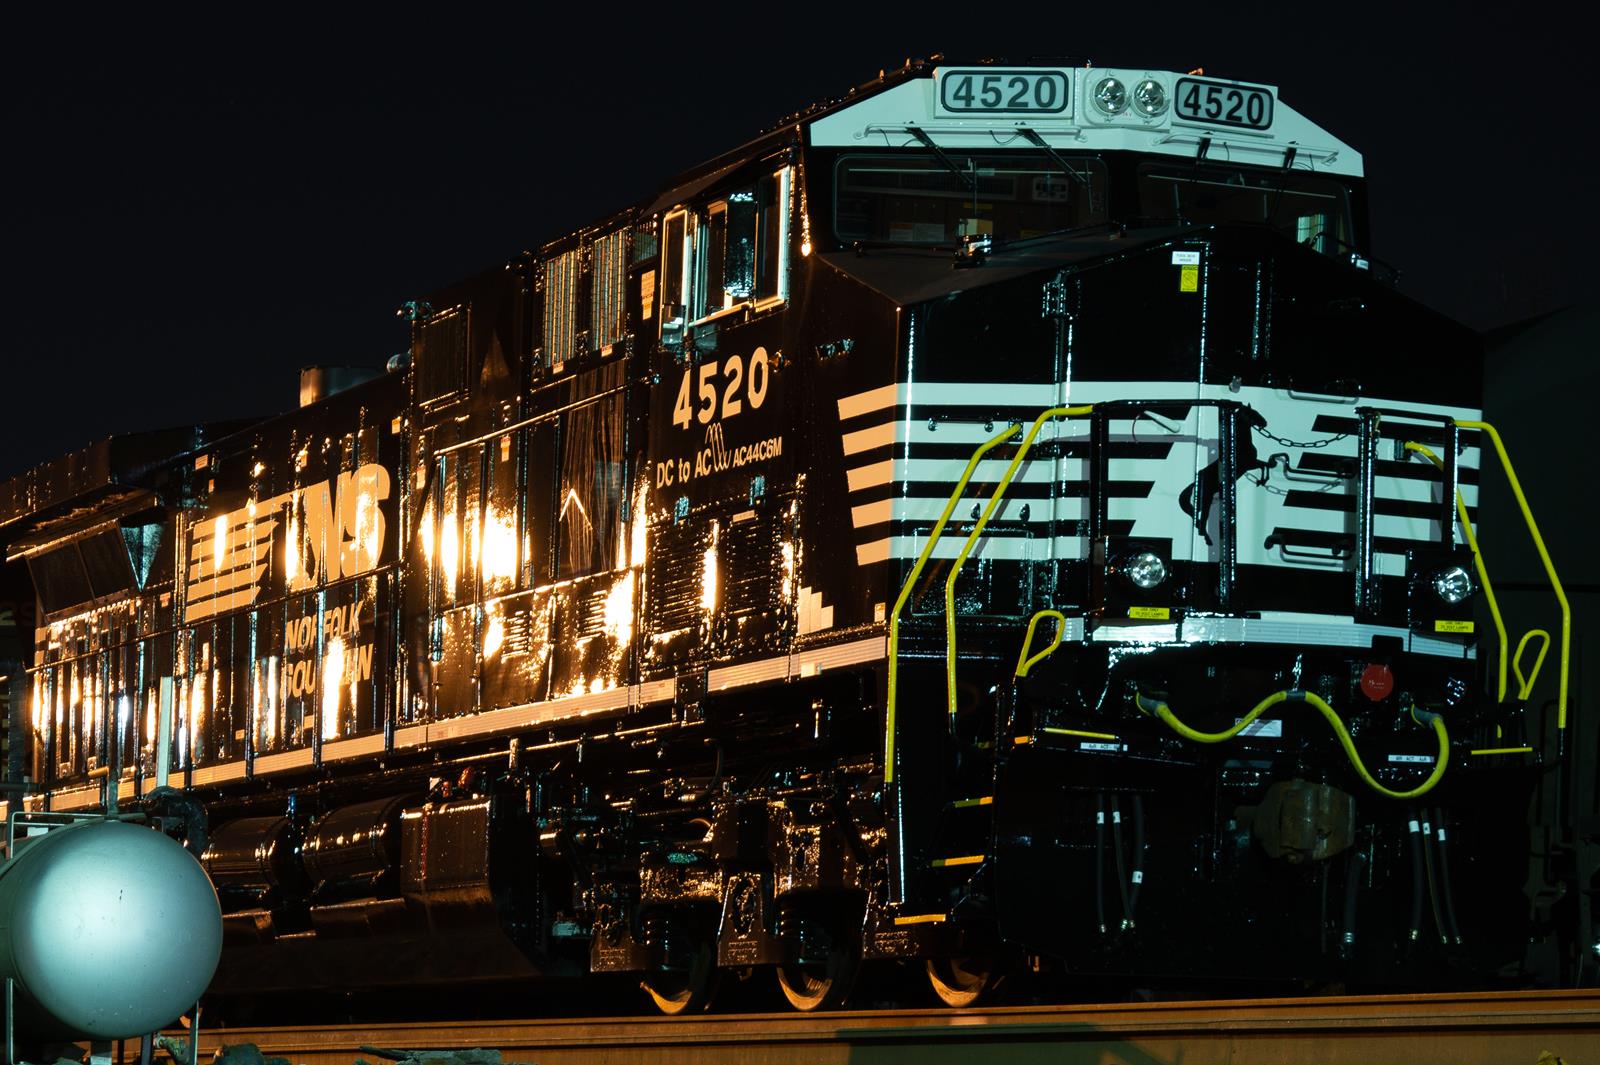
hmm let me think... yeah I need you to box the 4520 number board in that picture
[1174,77,1274,129]
[936,68,1071,116]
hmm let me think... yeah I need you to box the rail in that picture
[1014,609,1067,679]
[883,421,1024,785]
[188,990,1600,1065]
[1456,420,1571,733]
[941,406,1094,720]
[1404,441,1526,704]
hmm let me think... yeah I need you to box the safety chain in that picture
[1253,426,1351,450]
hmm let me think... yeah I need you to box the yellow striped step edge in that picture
[951,796,994,808]
[894,913,948,926]
[931,854,986,868]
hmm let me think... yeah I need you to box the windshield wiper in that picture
[1016,128,1089,190]
[1299,230,1400,284]
[847,239,958,256]
[904,126,974,190]
[993,219,1117,252]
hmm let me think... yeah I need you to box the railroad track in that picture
[191,990,1600,1065]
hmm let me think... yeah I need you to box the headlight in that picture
[1133,79,1167,116]
[1093,77,1129,115]
[1124,551,1168,590]
[1433,565,1473,604]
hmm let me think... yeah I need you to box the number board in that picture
[1174,77,1274,129]
[936,68,1072,117]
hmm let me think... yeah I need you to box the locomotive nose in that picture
[0,818,223,1040]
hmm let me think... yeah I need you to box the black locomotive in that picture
[0,60,1576,1013]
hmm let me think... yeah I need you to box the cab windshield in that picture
[1137,163,1354,256]
[834,152,1107,246]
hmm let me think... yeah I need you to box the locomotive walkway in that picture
[191,990,1600,1064]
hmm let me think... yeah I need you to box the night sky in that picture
[1,9,1587,481]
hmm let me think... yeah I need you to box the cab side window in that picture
[659,165,791,336]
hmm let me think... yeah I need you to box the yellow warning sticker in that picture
[1179,264,1199,292]
[1434,619,1474,634]
[1129,606,1171,620]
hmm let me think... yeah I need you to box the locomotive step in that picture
[930,854,987,868]
[892,912,949,926]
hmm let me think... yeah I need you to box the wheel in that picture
[925,955,1001,1008]
[640,920,719,1015]
[773,901,863,1011]
[775,936,860,1011]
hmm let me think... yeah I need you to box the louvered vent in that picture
[720,512,778,616]
[415,309,466,403]
[592,230,628,350]
[572,580,614,642]
[501,609,533,657]
[646,519,706,635]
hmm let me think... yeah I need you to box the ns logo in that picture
[186,463,393,624]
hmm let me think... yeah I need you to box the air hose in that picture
[1110,795,1133,929]
[1094,794,1107,935]
[1420,811,1448,945]
[1406,811,1425,942]
[1135,690,1450,800]
[1431,806,1464,945]
[1128,793,1147,921]
[1341,849,1367,960]
[1094,792,1145,934]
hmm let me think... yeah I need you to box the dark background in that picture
[0,7,1586,479]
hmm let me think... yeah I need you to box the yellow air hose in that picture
[1135,690,1449,800]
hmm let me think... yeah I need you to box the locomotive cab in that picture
[794,63,1564,991]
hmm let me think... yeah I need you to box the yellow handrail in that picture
[1514,629,1551,702]
[1137,690,1449,800]
[1015,610,1068,678]
[883,421,1021,785]
[945,406,1094,721]
[1043,726,1121,741]
[1403,441,1511,702]
[1456,420,1571,731]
